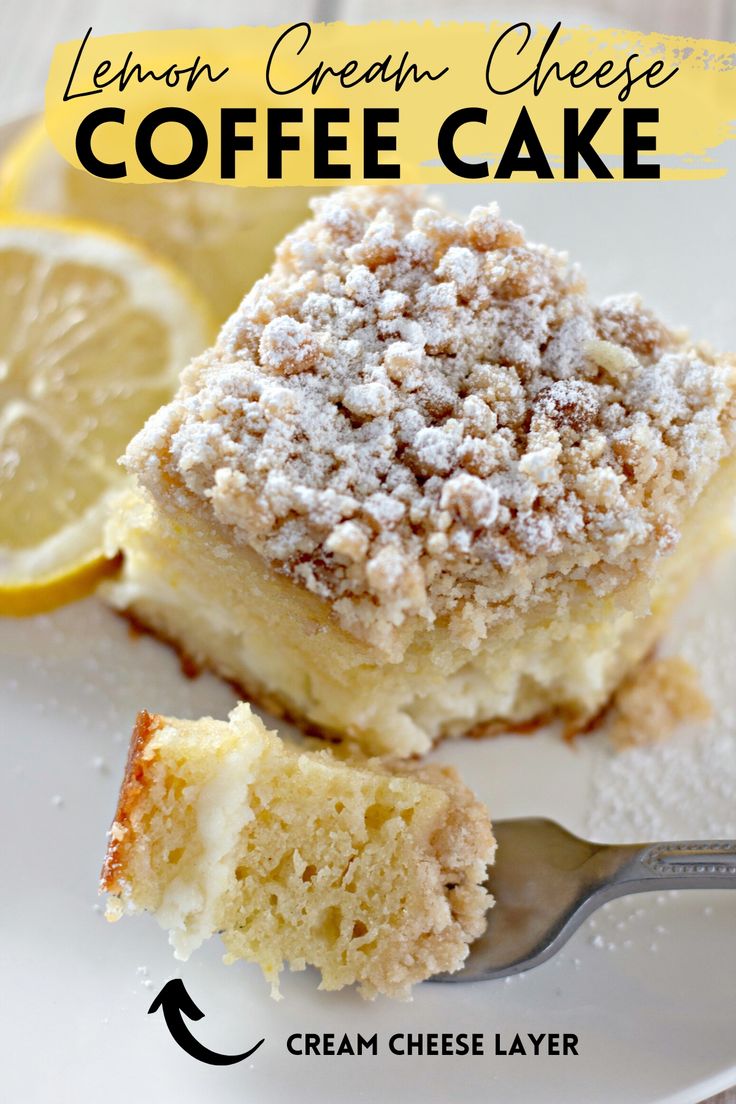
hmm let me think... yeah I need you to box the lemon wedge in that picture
[0,121,314,320]
[0,213,213,615]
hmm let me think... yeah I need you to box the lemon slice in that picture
[0,121,314,320]
[0,213,213,615]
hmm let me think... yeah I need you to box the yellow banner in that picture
[44,21,736,184]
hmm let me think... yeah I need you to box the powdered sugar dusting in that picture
[125,187,736,652]
[587,544,736,842]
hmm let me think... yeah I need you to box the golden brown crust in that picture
[124,610,202,681]
[99,710,163,893]
[465,709,578,741]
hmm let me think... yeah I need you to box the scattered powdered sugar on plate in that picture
[136,965,154,990]
[587,540,736,842]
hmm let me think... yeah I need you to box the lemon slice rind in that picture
[0,212,213,614]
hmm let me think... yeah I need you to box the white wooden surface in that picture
[0,1,732,1101]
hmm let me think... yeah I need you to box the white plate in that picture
[2,124,735,1104]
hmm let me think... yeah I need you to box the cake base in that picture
[101,704,495,999]
[104,456,736,757]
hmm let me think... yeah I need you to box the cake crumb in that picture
[608,655,711,749]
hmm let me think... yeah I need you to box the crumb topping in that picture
[126,187,736,652]
[608,655,711,749]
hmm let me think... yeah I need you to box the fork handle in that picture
[600,839,736,896]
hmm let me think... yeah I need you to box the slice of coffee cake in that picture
[101,704,495,999]
[105,187,736,754]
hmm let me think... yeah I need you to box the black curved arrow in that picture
[148,979,265,1065]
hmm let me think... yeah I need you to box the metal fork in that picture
[434,818,736,982]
